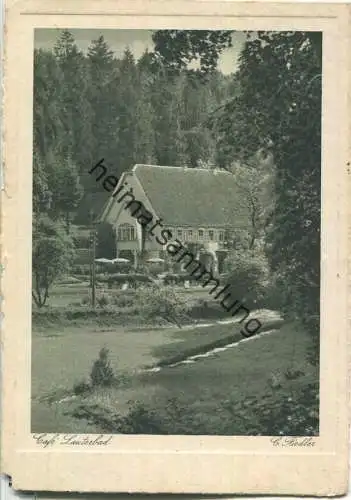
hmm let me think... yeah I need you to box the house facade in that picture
[99,164,250,273]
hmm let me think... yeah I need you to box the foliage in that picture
[252,382,319,436]
[45,151,83,231]
[152,30,233,76]
[96,294,110,308]
[34,31,232,224]
[134,285,191,327]
[32,305,140,328]
[71,381,318,436]
[34,30,321,349]
[73,380,92,396]
[224,249,269,307]
[105,273,155,288]
[225,32,321,339]
[110,293,134,309]
[230,153,276,249]
[53,30,92,169]
[90,347,115,387]
[32,216,76,307]
[33,151,52,214]
[162,273,197,285]
[33,49,65,158]
[154,30,321,343]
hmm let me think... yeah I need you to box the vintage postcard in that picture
[1,0,350,495]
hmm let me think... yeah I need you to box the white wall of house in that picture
[107,172,230,270]
[110,173,165,259]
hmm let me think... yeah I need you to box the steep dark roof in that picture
[133,164,250,228]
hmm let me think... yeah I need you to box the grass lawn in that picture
[32,312,279,398]
[31,313,317,434]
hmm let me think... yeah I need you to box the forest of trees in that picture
[33,30,234,227]
[32,29,321,352]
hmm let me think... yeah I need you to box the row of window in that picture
[117,224,227,242]
[172,228,226,242]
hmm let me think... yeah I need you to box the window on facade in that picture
[198,229,204,240]
[177,229,183,239]
[219,230,225,242]
[117,224,136,241]
[187,229,193,240]
[209,230,214,241]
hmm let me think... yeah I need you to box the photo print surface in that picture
[32,28,321,437]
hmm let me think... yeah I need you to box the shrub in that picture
[97,294,110,308]
[73,380,91,396]
[260,272,286,310]
[106,273,155,288]
[32,307,64,327]
[163,273,184,285]
[111,293,134,308]
[90,348,115,387]
[134,285,190,326]
[162,273,198,286]
[70,381,318,436]
[224,250,269,308]
[119,401,165,434]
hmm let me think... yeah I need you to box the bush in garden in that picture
[262,271,287,311]
[254,382,319,436]
[107,273,155,288]
[97,294,110,308]
[162,273,198,286]
[90,347,115,387]
[70,381,318,436]
[134,285,190,326]
[73,379,92,396]
[118,401,166,434]
[224,250,269,308]
[111,293,134,308]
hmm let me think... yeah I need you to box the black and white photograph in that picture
[31,27,321,437]
[2,0,350,494]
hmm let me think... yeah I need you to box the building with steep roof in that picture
[99,164,250,272]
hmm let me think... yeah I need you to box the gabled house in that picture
[99,164,250,273]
